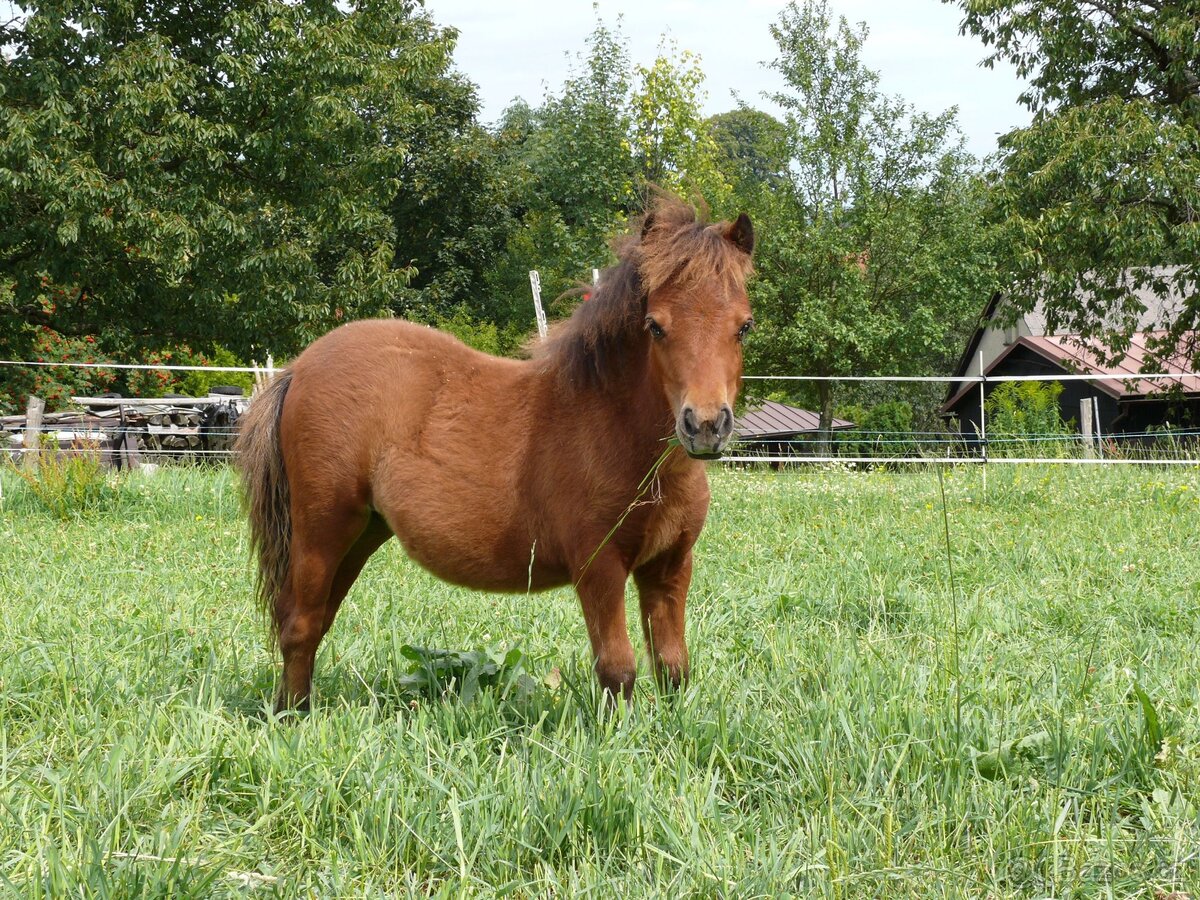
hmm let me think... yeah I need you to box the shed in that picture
[735,400,854,458]
[942,278,1199,443]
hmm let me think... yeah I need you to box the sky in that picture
[423,0,1033,160]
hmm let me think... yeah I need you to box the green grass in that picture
[1,463,1199,897]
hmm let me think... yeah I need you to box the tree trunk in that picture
[817,380,834,455]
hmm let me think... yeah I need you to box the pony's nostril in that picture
[717,405,734,438]
[681,407,700,438]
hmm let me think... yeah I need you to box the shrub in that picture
[984,381,1074,455]
[10,440,118,519]
[0,326,116,414]
[434,307,525,356]
[836,400,917,459]
[176,346,255,397]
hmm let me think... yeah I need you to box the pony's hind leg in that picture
[274,506,373,713]
[320,514,392,639]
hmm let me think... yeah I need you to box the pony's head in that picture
[538,194,756,458]
[637,200,755,459]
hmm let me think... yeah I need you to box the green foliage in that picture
[0,322,115,414]
[0,0,466,358]
[387,84,517,325]
[395,645,538,705]
[951,0,1200,364]
[175,346,255,397]
[630,41,731,210]
[707,108,791,199]
[984,381,1073,450]
[10,442,118,519]
[433,306,524,357]
[485,17,636,313]
[744,1,997,435]
[835,400,917,458]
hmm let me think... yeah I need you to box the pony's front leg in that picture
[574,552,637,702]
[633,545,692,690]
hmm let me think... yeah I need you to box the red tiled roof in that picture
[1019,332,1200,397]
[941,330,1200,413]
[736,400,855,439]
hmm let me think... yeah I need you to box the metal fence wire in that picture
[2,360,1199,467]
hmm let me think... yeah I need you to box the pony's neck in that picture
[576,339,678,463]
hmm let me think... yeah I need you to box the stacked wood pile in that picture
[142,404,203,461]
[2,393,249,469]
[1,409,121,466]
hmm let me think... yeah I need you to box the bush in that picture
[176,346,255,397]
[434,307,525,356]
[125,345,255,398]
[0,326,116,415]
[10,440,118,519]
[836,400,918,459]
[984,381,1074,455]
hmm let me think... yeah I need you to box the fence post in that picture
[1080,398,1096,458]
[119,404,142,470]
[529,270,547,340]
[23,395,45,471]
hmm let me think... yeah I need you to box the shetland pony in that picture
[236,195,755,711]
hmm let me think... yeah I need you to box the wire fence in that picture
[3,359,1199,468]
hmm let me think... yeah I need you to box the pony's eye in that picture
[646,317,666,340]
[736,319,755,342]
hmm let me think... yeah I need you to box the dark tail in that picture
[235,370,294,644]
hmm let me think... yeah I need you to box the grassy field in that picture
[1,461,1199,897]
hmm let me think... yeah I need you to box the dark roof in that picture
[941,331,1200,414]
[736,400,855,439]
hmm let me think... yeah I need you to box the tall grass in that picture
[0,463,1198,896]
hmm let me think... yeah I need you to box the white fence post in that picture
[529,270,547,340]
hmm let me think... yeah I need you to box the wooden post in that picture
[119,406,141,470]
[1080,397,1095,458]
[978,352,987,495]
[23,395,45,470]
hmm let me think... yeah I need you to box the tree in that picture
[387,83,515,326]
[707,108,791,199]
[0,0,462,373]
[629,41,731,211]
[744,1,996,439]
[484,17,637,316]
[949,0,1200,363]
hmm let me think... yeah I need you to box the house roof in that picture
[736,400,855,439]
[941,331,1200,414]
[950,268,1188,382]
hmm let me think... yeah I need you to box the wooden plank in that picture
[147,424,199,436]
[122,430,142,470]
[22,396,45,470]
[71,396,221,408]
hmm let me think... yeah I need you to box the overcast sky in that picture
[424,0,1032,160]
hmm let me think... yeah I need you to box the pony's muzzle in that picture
[678,404,734,459]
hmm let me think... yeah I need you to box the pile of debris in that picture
[3,389,250,468]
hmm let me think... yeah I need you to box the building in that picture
[735,400,855,458]
[941,275,1199,442]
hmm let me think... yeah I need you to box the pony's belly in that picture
[391,525,566,592]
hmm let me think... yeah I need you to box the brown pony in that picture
[236,195,755,712]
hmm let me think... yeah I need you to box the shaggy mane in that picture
[534,194,754,390]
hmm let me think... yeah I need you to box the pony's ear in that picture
[724,213,754,256]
